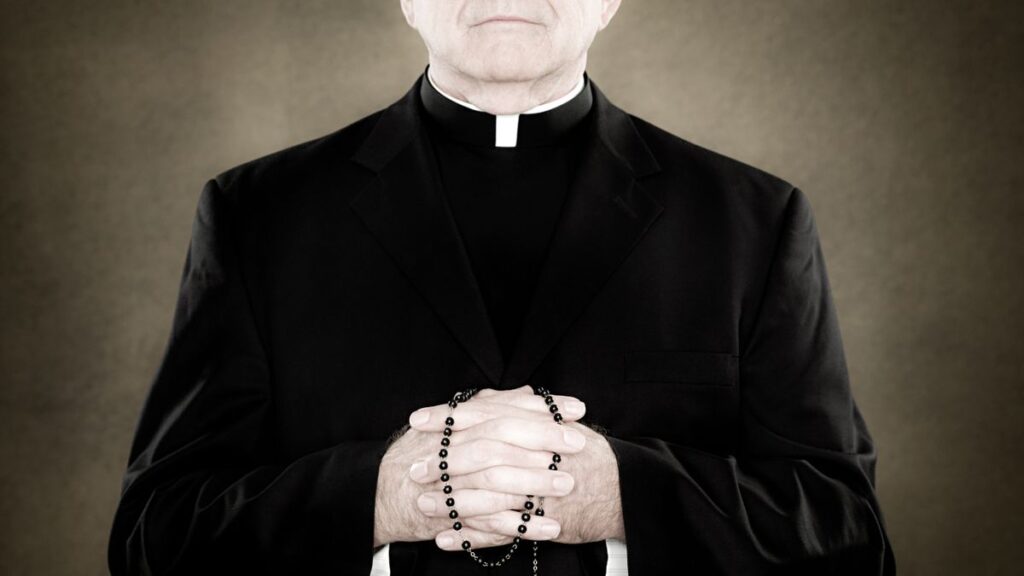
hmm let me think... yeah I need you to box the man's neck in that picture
[426,58,588,116]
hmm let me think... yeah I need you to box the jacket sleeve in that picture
[605,187,896,575]
[108,178,389,575]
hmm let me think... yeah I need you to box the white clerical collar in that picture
[426,69,587,148]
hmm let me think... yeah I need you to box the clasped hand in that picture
[373,385,623,552]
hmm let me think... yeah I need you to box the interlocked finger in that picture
[408,396,585,432]
[463,510,561,540]
[472,385,532,399]
[434,511,561,551]
[413,438,559,481]
[435,525,512,551]
[417,488,526,519]
[478,387,586,419]
[430,464,575,497]
[451,416,586,454]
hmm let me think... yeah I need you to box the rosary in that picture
[438,385,564,574]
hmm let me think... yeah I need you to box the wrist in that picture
[375,424,418,548]
[373,455,401,547]
[596,433,625,542]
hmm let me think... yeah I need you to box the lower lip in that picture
[478,19,536,25]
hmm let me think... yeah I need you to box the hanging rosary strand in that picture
[438,386,564,574]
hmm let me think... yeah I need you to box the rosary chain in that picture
[438,385,564,575]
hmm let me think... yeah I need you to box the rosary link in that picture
[438,386,566,574]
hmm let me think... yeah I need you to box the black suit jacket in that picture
[108,72,896,575]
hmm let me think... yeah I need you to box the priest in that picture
[107,0,896,575]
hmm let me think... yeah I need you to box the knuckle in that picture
[487,529,507,545]
[551,424,566,443]
[504,492,522,510]
[490,417,514,438]
[481,466,503,487]
[486,515,504,532]
[469,439,492,464]
[463,406,486,427]
[430,409,446,426]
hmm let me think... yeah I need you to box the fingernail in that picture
[564,399,586,417]
[409,409,429,427]
[553,474,574,493]
[417,494,436,514]
[409,460,428,480]
[438,535,454,547]
[541,522,561,538]
[563,429,586,449]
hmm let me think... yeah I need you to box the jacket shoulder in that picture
[625,112,815,273]
[628,113,797,204]
[210,108,385,197]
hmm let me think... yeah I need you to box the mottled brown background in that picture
[1,0,1021,574]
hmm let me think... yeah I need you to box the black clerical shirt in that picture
[418,66,595,365]
[393,68,613,575]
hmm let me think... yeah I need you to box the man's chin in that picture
[458,55,554,83]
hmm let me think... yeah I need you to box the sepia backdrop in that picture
[1,1,1021,574]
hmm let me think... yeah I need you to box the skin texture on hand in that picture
[385,385,624,551]
[375,425,450,547]
[374,385,588,547]
[421,420,625,550]
[519,420,625,545]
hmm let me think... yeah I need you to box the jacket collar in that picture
[350,72,663,388]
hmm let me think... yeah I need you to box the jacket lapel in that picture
[349,78,506,387]
[348,74,663,390]
[500,83,663,387]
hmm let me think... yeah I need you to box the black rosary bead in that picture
[552,454,561,463]
[449,510,459,519]
[440,473,449,482]
[453,521,462,530]
[521,512,531,522]
[462,540,472,550]
[524,501,534,510]
[446,497,455,507]
[544,395,554,405]
[549,463,558,470]
[517,525,527,534]
[445,416,455,426]
[553,412,563,422]
[549,404,558,413]
[443,427,452,436]
[439,461,448,470]
[441,437,450,447]
[443,485,452,494]
[439,448,448,458]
